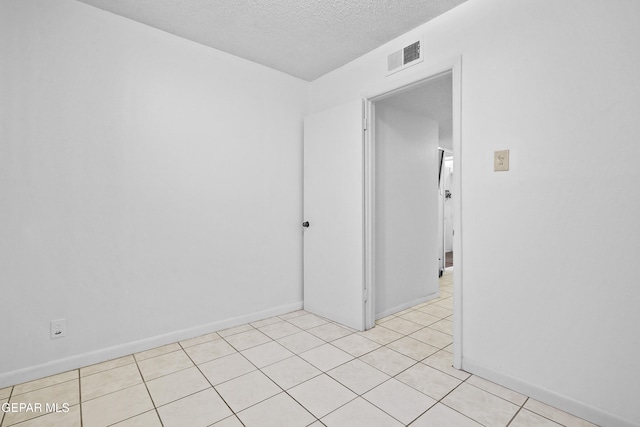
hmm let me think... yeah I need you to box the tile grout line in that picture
[220,330,324,425]
[78,370,83,427]
[133,354,165,427]
[274,304,459,425]
[178,340,248,427]
[7,376,78,399]
[0,386,14,427]
[406,370,477,426]
[505,404,525,426]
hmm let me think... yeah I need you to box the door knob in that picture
[302,221,310,228]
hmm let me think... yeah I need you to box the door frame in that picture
[362,56,463,368]
[439,147,453,275]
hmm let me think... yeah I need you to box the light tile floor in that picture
[0,270,599,427]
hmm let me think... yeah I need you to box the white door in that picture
[303,99,365,331]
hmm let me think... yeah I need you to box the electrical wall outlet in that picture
[50,319,66,339]
[494,149,509,171]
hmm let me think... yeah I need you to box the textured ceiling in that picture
[76,0,468,81]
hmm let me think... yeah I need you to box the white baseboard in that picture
[0,301,303,389]
[462,358,637,427]
[375,292,439,319]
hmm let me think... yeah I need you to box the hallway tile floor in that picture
[0,271,598,426]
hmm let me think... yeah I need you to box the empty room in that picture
[1,1,639,426]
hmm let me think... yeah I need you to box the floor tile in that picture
[199,353,256,385]
[184,339,237,364]
[307,323,353,341]
[261,356,321,390]
[217,324,254,337]
[288,374,356,418]
[422,350,470,380]
[287,313,329,330]
[394,308,415,316]
[146,366,210,406]
[224,329,272,351]
[375,314,396,324]
[214,371,280,412]
[81,363,143,401]
[466,375,527,406]
[433,297,454,310]
[81,383,153,427]
[409,327,453,348]
[156,388,231,427]
[400,310,441,327]
[299,344,354,371]
[0,398,6,426]
[277,331,325,353]
[12,371,78,395]
[363,378,436,424]
[331,334,380,357]
[386,336,439,361]
[4,381,79,425]
[510,409,563,426]
[332,322,357,333]
[241,341,294,368]
[237,392,315,427]
[137,350,193,381]
[111,410,162,426]
[179,332,221,348]
[327,359,390,395]
[8,403,81,427]
[429,318,453,335]
[212,415,244,426]
[278,310,307,320]
[258,321,303,340]
[0,387,12,399]
[411,403,482,427]
[442,382,519,427]
[357,325,403,345]
[380,317,424,335]
[134,343,181,362]
[524,399,598,427]
[321,397,402,427]
[250,316,282,328]
[396,363,461,400]
[80,355,135,377]
[418,304,453,318]
[359,347,415,376]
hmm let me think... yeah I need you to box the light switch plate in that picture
[494,150,509,171]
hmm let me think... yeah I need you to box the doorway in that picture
[363,57,462,368]
[371,73,452,320]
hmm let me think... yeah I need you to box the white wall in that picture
[375,99,440,318]
[0,0,307,386]
[439,119,453,151]
[310,1,640,426]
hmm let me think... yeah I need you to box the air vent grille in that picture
[387,39,423,76]
[403,41,420,64]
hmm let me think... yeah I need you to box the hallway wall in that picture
[375,100,440,318]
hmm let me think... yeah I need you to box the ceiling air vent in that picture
[387,39,424,76]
